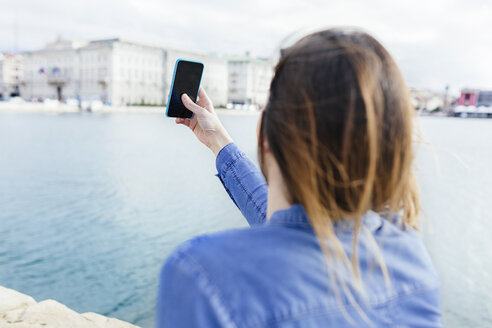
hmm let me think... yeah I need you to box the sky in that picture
[1,0,491,95]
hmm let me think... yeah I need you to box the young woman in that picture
[156,29,441,327]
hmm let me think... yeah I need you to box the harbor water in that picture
[0,112,491,327]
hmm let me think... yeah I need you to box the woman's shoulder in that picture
[160,226,332,326]
[163,226,275,270]
[161,223,316,294]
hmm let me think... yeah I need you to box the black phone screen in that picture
[167,60,204,118]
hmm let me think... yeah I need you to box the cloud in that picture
[1,0,491,94]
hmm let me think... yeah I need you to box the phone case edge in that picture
[165,58,204,119]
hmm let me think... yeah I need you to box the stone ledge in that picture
[0,286,140,328]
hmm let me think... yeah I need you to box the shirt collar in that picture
[266,204,384,232]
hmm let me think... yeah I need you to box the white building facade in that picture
[106,39,165,105]
[0,53,24,98]
[22,38,229,106]
[23,39,82,102]
[228,55,273,107]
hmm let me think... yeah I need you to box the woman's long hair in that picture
[259,28,420,322]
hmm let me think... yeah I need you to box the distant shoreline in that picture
[4,103,486,119]
[0,103,260,115]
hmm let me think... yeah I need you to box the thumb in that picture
[181,94,206,115]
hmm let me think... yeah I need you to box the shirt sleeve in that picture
[156,245,234,328]
[215,142,268,226]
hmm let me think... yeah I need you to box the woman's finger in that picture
[183,118,192,128]
[188,118,197,131]
[181,94,206,115]
[197,88,214,112]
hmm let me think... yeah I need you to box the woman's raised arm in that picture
[178,89,267,225]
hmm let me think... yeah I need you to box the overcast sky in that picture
[1,0,491,95]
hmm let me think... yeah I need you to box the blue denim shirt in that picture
[156,143,441,327]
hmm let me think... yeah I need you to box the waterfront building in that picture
[22,37,229,106]
[457,89,492,107]
[458,89,478,107]
[453,88,492,117]
[0,53,24,98]
[22,37,165,105]
[227,54,273,108]
[99,38,165,105]
[22,38,84,102]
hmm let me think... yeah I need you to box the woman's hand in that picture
[176,88,233,156]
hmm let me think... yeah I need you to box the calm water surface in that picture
[0,113,491,327]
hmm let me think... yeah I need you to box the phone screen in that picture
[166,60,204,118]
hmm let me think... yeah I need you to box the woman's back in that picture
[158,209,440,327]
[157,145,441,327]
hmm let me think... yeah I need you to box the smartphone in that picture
[165,59,204,118]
